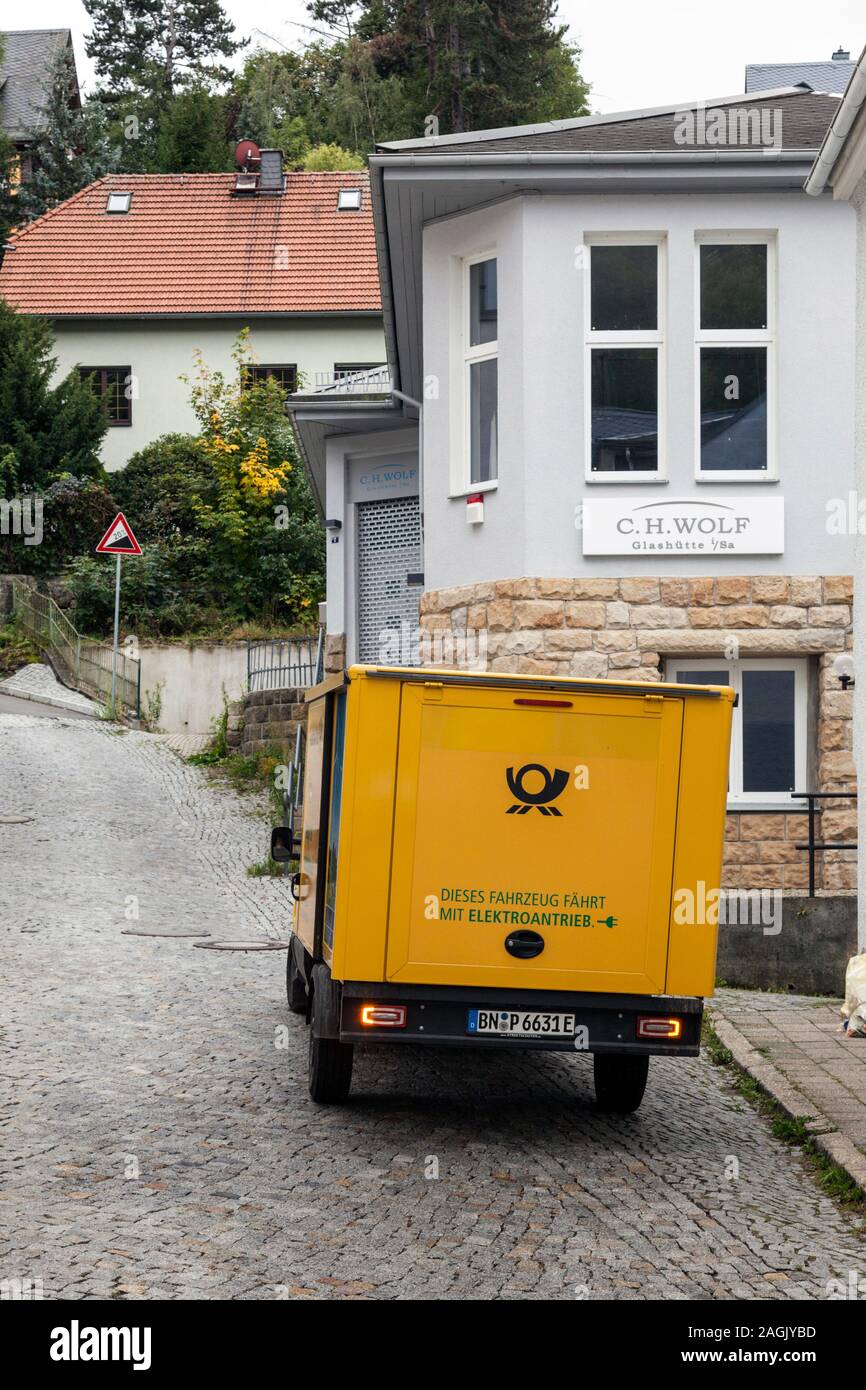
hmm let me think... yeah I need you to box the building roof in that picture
[746,54,855,94]
[0,29,77,142]
[805,45,866,198]
[0,171,382,317]
[376,89,840,156]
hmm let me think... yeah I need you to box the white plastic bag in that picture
[847,1004,866,1038]
[840,952,866,1026]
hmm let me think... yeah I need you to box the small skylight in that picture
[106,191,132,214]
[337,187,362,211]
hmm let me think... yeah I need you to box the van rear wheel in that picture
[593,1053,649,1113]
[308,981,353,1103]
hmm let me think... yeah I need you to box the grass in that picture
[702,1015,866,1214]
[0,621,40,678]
[188,735,290,877]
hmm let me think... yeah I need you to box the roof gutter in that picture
[805,46,866,195]
[371,149,817,169]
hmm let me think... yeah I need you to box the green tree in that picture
[16,50,115,223]
[84,0,245,99]
[309,0,589,135]
[232,49,313,163]
[302,142,365,171]
[153,87,230,172]
[0,302,107,493]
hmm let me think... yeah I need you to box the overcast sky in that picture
[16,0,866,114]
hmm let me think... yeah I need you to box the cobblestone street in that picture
[2,708,865,1301]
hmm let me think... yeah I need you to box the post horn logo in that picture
[506,763,569,816]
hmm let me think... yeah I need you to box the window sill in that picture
[726,800,801,814]
[448,481,498,500]
[695,473,778,484]
[584,474,668,486]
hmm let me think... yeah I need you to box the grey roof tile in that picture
[0,29,77,142]
[377,90,840,156]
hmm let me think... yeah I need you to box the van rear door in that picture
[385,679,684,994]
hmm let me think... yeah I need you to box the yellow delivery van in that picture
[271,664,734,1110]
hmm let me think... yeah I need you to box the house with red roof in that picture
[0,159,385,470]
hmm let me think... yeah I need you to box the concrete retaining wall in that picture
[716,895,857,995]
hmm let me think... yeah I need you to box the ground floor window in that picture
[667,657,808,805]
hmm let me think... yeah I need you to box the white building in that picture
[291,85,857,895]
[0,163,386,470]
[805,44,866,940]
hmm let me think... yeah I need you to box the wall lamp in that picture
[833,654,855,690]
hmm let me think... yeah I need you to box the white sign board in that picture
[581,497,784,557]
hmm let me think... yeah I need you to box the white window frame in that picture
[667,656,808,807]
[458,249,498,495]
[694,231,777,482]
[584,233,667,484]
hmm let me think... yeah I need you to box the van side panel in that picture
[665,692,734,997]
[330,675,403,983]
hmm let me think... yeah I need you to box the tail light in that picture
[636,1016,683,1040]
[360,1004,407,1028]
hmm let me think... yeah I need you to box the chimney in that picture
[832,48,850,61]
[258,149,285,196]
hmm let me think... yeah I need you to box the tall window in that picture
[464,254,498,486]
[79,367,132,426]
[696,236,773,477]
[668,657,807,805]
[586,237,664,478]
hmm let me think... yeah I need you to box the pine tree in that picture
[0,303,106,492]
[84,0,245,99]
[16,50,115,223]
[153,87,230,172]
[308,0,589,136]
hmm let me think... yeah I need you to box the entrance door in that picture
[356,495,421,664]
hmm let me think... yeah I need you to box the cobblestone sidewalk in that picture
[2,711,866,1300]
[710,990,866,1191]
[0,663,99,716]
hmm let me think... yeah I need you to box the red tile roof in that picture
[0,171,381,316]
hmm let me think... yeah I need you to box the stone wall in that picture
[419,574,856,893]
[716,895,857,995]
[226,637,347,758]
[228,687,307,757]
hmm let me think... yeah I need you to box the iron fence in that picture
[11,579,140,716]
[247,629,324,693]
[792,790,858,896]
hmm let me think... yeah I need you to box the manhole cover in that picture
[122,928,211,939]
[0,814,34,825]
[194,941,289,952]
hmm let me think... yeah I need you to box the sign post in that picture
[95,512,142,711]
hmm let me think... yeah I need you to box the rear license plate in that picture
[467,1008,576,1039]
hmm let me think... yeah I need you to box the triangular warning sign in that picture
[96,511,142,556]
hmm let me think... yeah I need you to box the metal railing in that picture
[11,579,141,716]
[247,629,324,693]
[792,790,858,896]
